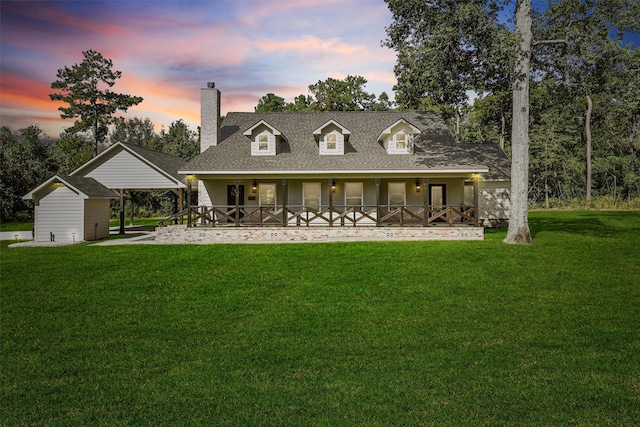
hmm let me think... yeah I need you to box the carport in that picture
[70,142,188,234]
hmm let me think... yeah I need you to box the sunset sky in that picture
[1,0,397,138]
[2,1,638,140]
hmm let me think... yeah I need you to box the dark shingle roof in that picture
[182,111,510,177]
[58,175,117,198]
[459,144,511,180]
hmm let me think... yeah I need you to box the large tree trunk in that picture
[585,93,593,204]
[504,0,533,244]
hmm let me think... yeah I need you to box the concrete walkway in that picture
[90,229,156,246]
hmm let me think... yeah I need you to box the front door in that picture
[429,184,446,208]
[227,184,245,222]
[429,184,446,222]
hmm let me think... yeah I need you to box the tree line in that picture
[255,74,394,112]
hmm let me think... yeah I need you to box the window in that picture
[388,183,406,208]
[258,134,269,151]
[259,183,276,207]
[395,133,406,150]
[251,131,276,155]
[326,134,337,150]
[303,182,321,208]
[345,182,363,208]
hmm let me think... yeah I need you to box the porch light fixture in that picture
[415,178,421,193]
[72,232,76,243]
[331,180,336,193]
[252,179,257,193]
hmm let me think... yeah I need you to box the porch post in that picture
[187,177,192,228]
[130,191,135,226]
[282,179,288,227]
[119,189,125,234]
[172,191,178,224]
[177,189,183,225]
[474,175,480,227]
[328,178,334,227]
[235,179,240,227]
[422,178,429,227]
[375,178,381,227]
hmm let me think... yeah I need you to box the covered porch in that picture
[163,174,482,228]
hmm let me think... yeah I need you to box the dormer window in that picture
[313,119,350,156]
[378,119,421,155]
[252,131,276,155]
[244,120,284,156]
[258,134,269,151]
[326,134,337,150]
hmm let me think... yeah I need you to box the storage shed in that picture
[23,175,117,242]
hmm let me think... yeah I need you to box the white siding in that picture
[319,130,345,155]
[85,150,177,189]
[84,199,111,241]
[199,180,213,206]
[479,181,511,221]
[35,186,84,242]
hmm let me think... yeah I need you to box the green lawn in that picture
[1,210,639,425]
[1,217,170,233]
[0,222,33,232]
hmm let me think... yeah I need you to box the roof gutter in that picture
[179,168,490,177]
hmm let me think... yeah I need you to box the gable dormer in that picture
[378,119,421,154]
[313,119,351,155]
[244,120,284,156]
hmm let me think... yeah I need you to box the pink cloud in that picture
[0,74,59,111]
[256,35,367,56]
[237,0,345,27]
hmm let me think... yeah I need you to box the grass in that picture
[1,217,167,232]
[1,210,639,426]
[0,222,33,232]
[108,217,171,227]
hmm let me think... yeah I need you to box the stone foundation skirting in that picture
[156,225,484,244]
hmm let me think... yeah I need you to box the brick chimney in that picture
[200,82,220,153]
